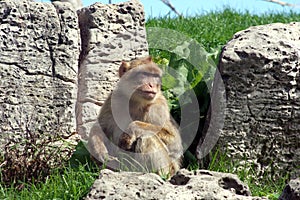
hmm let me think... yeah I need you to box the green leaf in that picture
[68,141,91,168]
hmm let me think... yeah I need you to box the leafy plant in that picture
[148,27,217,160]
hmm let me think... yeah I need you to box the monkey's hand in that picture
[118,121,142,150]
[118,132,137,151]
[118,121,148,151]
[118,121,160,151]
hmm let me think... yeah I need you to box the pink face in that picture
[134,71,162,100]
[123,64,162,101]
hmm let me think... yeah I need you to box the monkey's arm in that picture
[88,123,119,164]
[118,120,182,175]
[118,120,177,150]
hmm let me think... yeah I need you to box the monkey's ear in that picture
[146,56,152,62]
[119,61,130,77]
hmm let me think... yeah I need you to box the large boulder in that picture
[0,0,79,142]
[198,22,300,179]
[85,169,267,200]
[76,0,149,141]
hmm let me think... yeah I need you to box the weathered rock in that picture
[58,0,83,10]
[76,0,148,140]
[198,22,300,179]
[279,178,300,200]
[85,169,267,200]
[0,0,79,143]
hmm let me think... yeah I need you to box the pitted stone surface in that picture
[198,22,300,179]
[76,0,148,140]
[85,169,267,200]
[0,0,79,141]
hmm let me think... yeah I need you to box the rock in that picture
[57,0,83,10]
[85,169,267,200]
[198,22,300,179]
[279,178,300,200]
[0,0,79,143]
[76,0,148,140]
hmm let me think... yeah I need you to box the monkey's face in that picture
[133,70,162,100]
[118,63,163,102]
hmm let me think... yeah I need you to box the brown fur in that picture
[88,56,183,176]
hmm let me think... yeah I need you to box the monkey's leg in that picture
[124,121,182,172]
[118,121,180,175]
[134,134,177,176]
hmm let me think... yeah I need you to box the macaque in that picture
[88,56,183,176]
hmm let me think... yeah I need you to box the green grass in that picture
[2,8,298,200]
[0,164,98,200]
[206,148,288,200]
[185,148,287,200]
[1,150,286,200]
[147,8,300,52]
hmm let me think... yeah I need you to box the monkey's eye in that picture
[135,72,148,79]
[154,76,162,84]
[140,72,151,77]
[138,72,160,78]
[134,72,161,85]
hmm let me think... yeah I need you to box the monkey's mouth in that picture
[138,90,157,99]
